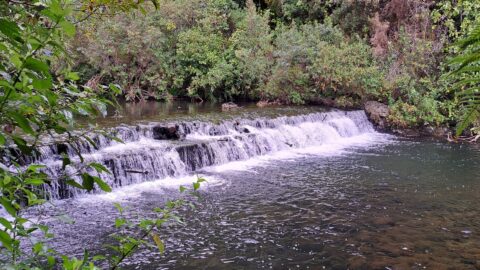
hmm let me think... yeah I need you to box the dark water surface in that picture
[84,100,329,127]
[30,136,480,270]
[19,102,480,269]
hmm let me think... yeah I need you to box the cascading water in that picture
[31,110,377,200]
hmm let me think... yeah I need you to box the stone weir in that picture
[18,110,376,199]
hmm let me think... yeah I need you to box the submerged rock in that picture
[152,125,184,140]
[256,100,281,107]
[421,125,450,138]
[364,101,390,131]
[221,102,239,111]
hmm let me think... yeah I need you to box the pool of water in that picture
[27,135,480,269]
[81,100,330,127]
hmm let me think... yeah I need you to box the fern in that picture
[449,23,480,136]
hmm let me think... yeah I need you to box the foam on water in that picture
[15,110,390,200]
[77,175,224,202]
[206,133,390,173]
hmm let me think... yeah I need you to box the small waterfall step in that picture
[33,110,376,200]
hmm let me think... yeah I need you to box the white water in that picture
[77,175,224,202]
[206,132,389,173]
[28,110,389,200]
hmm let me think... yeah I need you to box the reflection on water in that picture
[27,136,480,269]
[82,100,329,127]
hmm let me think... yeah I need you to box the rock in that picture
[57,143,68,155]
[152,125,184,140]
[221,102,239,111]
[393,128,421,137]
[308,97,334,106]
[364,101,390,130]
[256,100,281,107]
[422,125,450,138]
[433,127,449,138]
[372,216,396,227]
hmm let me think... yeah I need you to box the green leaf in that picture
[65,179,84,189]
[10,111,35,135]
[33,242,43,254]
[113,203,123,214]
[456,106,480,136]
[27,164,46,172]
[25,178,45,186]
[0,230,13,251]
[93,176,112,192]
[115,218,126,228]
[25,57,50,75]
[0,217,13,230]
[151,0,160,9]
[62,155,71,170]
[0,197,17,217]
[179,185,187,193]
[33,78,53,90]
[92,255,105,261]
[0,19,21,42]
[81,173,94,191]
[60,21,76,37]
[109,83,122,95]
[12,135,31,154]
[89,163,111,174]
[193,182,200,191]
[3,175,11,185]
[84,136,98,150]
[66,72,80,81]
[151,233,165,253]
[0,133,5,145]
[47,256,56,267]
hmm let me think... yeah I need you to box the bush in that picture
[262,22,385,105]
[74,10,173,101]
[69,0,466,132]
[387,76,449,127]
[229,0,274,100]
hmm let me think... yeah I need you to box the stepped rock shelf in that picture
[20,110,376,200]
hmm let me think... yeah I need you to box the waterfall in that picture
[30,110,376,199]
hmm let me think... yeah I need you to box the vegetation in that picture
[70,0,480,133]
[449,23,480,136]
[1,0,480,268]
[0,0,204,269]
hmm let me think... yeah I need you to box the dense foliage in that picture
[71,0,480,132]
[449,23,480,136]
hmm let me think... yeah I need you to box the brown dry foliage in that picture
[369,12,389,57]
[384,0,434,38]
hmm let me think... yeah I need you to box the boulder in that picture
[152,125,184,140]
[421,126,450,138]
[221,102,239,111]
[364,101,390,130]
[256,100,281,107]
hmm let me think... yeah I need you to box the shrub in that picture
[263,22,385,105]
[229,0,274,100]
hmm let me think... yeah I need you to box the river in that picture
[20,102,480,269]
